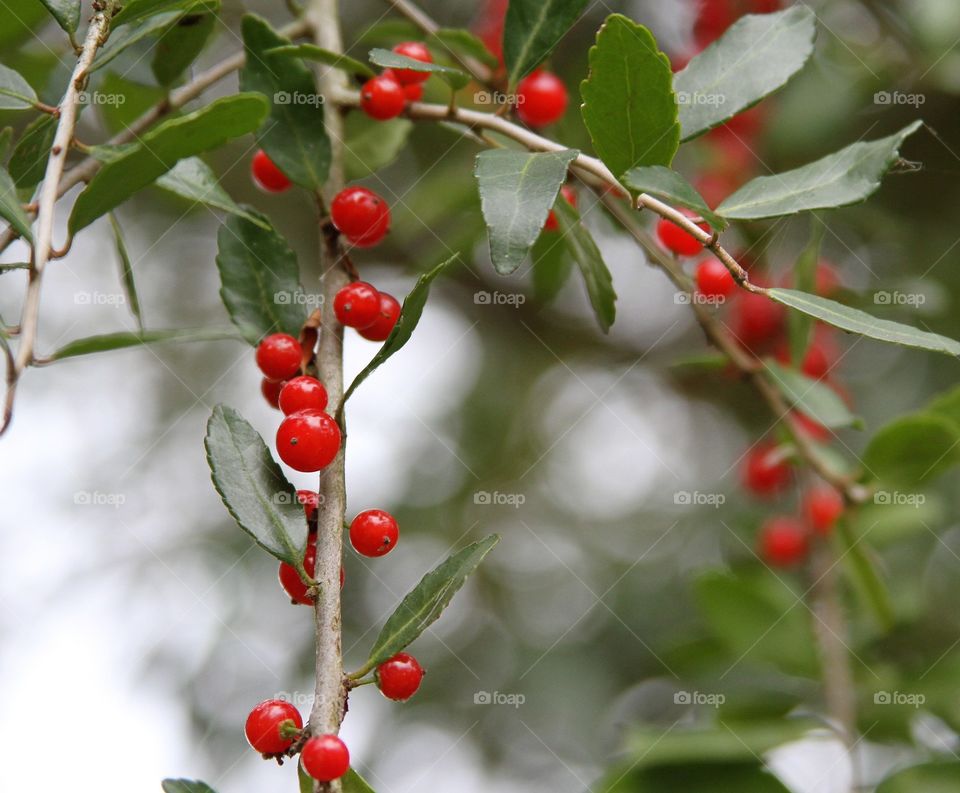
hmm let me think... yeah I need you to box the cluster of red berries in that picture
[361,41,433,120]
[333,280,400,341]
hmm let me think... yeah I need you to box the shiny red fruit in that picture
[251,149,290,193]
[391,41,433,84]
[279,376,328,416]
[696,258,736,298]
[731,291,784,353]
[279,540,317,605]
[360,74,406,120]
[742,441,792,497]
[261,377,285,409]
[256,334,302,381]
[758,516,809,567]
[792,410,831,442]
[544,184,577,232]
[656,209,710,257]
[244,699,302,755]
[276,410,341,472]
[297,489,320,521]
[331,187,391,248]
[516,70,568,127]
[334,281,381,329]
[804,485,844,535]
[358,292,401,341]
[349,508,399,557]
[377,652,425,701]
[403,81,423,102]
[301,734,350,782]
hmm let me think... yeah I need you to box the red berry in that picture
[544,184,577,232]
[656,209,710,257]
[696,258,736,299]
[516,70,568,127]
[297,489,320,521]
[403,81,423,102]
[279,376,328,416]
[349,509,399,557]
[376,652,425,701]
[244,700,302,755]
[261,377,285,409]
[742,441,792,497]
[331,187,391,248]
[334,281,381,329]
[774,328,839,381]
[278,539,316,605]
[276,410,342,472]
[256,334,302,381]
[792,410,830,442]
[251,149,290,193]
[731,291,784,354]
[358,292,401,341]
[301,734,350,782]
[360,74,406,120]
[758,516,809,567]
[804,486,844,535]
[391,41,433,85]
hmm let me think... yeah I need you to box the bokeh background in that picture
[2,0,959,791]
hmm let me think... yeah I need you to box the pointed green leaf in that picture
[580,15,680,180]
[0,63,37,110]
[39,0,80,33]
[876,762,960,793]
[161,780,218,793]
[786,220,824,364]
[765,287,960,357]
[621,165,727,229]
[365,535,500,668]
[368,47,469,90]
[48,327,241,360]
[108,213,143,331]
[151,11,217,86]
[531,229,574,303]
[503,0,588,87]
[431,27,499,70]
[764,360,861,430]
[675,7,816,141]
[93,11,188,71]
[204,405,308,565]
[717,122,923,220]
[69,93,269,234]
[156,157,270,229]
[343,770,376,793]
[215,211,307,346]
[343,114,413,180]
[553,198,616,333]
[266,44,375,78]
[474,148,578,275]
[863,414,960,487]
[240,14,331,190]
[113,0,218,27]
[0,166,33,242]
[342,255,459,406]
[9,113,56,190]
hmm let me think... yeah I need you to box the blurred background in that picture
[1,0,959,791]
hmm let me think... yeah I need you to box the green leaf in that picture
[204,405,308,565]
[927,385,960,429]
[343,113,413,181]
[580,14,680,180]
[765,287,960,358]
[786,219,824,364]
[96,73,167,134]
[502,0,588,87]
[9,113,56,189]
[553,198,616,333]
[39,0,80,33]
[151,11,217,86]
[431,27,499,70]
[531,228,573,303]
[876,762,960,793]
[113,0,217,27]
[298,765,312,793]
[621,165,727,229]
[0,0,49,50]
[675,7,816,141]
[474,148,578,275]
[717,121,923,220]
[68,93,269,233]
[240,14,331,190]
[343,255,459,406]
[156,157,271,229]
[108,213,143,331]
[48,327,241,360]
[0,63,37,110]
[265,44,375,78]
[763,360,862,430]
[215,211,307,346]
[863,413,960,487]
[92,11,186,71]
[602,762,792,793]
[342,769,377,793]
[836,518,894,631]
[364,535,500,669]
[368,47,469,90]
[161,781,217,793]
[0,166,33,243]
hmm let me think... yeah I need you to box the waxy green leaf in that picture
[39,0,80,34]
[48,328,240,360]
[503,0,588,87]
[764,360,862,430]
[622,165,727,229]
[368,47,469,90]
[266,44,375,78]
[0,166,33,243]
[156,157,270,229]
[0,63,37,110]
[863,414,960,487]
